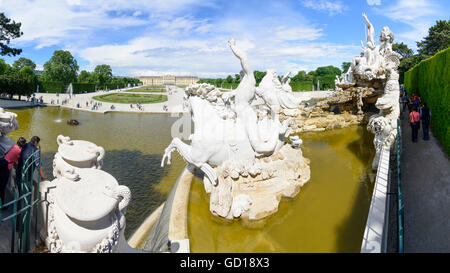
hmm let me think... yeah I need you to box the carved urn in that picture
[47,167,131,252]
[56,135,105,169]
[0,107,19,136]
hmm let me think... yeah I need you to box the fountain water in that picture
[66,83,73,98]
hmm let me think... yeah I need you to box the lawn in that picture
[93,93,168,104]
[125,86,166,93]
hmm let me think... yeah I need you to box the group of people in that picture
[0,136,46,210]
[403,91,432,142]
[86,100,102,110]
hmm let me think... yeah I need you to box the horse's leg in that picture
[161,138,219,186]
[161,137,193,167]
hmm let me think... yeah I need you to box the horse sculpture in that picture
[161,38,291,186]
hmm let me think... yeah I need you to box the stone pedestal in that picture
[205,144,310,221]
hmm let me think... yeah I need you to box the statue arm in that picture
[281,72,292,83]
[362,13,375,44]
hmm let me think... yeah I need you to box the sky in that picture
[0,0,448,78]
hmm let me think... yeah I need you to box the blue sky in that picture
[0,0,448,78]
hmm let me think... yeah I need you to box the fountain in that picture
[66,83,73,98]
[161,38,311,224]
[279,14,401,145]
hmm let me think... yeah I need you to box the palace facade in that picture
[139,75,199,86]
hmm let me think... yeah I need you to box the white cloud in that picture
[1,0,213,48]
[1,0,361,77]
[375,0,445,49]
[367,0,381,5]
[301,0,346,15]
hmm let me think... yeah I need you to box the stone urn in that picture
[47,166,131,253]
[0,107,19,136]
[56,135,105,169]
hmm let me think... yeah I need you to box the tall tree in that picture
[43,50,79,85]
[417,20,450,57]
[392,42,414,58]
[0,58,9,75]
[92,64,113,87]
[78,70,93,83]
[0,13,23,56]
[13,57,36,70]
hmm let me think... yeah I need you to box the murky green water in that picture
[7,107,375,252]
[6,107,186,239]
[188,125,376,253]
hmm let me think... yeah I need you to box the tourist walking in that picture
[0,137,26,209]
[409,107,420,142]
[420,103,432,141]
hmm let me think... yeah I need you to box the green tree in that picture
[93,64,113,86]
[0,59,9,75]
[234,73,240,83]
[226,75,233,84]
[43,50,79,85]
[0,13,23,56]
[78,70,93,83]
[13,57,36,70]
[392,42,414,58]
[253,70,266,86]
[417,20,450,58]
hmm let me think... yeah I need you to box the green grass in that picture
[93,93,168,104]
[126,86,166,93]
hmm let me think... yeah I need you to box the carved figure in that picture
[161,39,292,186]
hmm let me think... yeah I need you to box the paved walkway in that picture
[5,87,334,115]
[400,109,450,252]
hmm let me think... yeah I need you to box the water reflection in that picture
[188,125,375,253]
[7,106,186,238]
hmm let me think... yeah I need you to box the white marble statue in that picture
[281,71,294,92]
[367,62,401,169]
[256,69,305,112]
[0,107,19,136]
[332,13,402,169]
[40,136,133,253]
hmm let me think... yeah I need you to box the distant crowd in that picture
[400,85,432,143]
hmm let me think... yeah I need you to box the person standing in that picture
[0,137,26,209]
[16,136,47,188]
[409,107,420,142]
[420,103,432,140]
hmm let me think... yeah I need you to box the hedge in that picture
[73,83,96,93]
[404,47,450,155]
[38,81,65,93]
[291,81,313,91]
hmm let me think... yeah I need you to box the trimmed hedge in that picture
[38,81,98,93]
[291,81,313,91]
[38,81,65,93]
[73,83,96,93]
[404,47,450,154]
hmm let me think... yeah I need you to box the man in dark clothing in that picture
[15,136,46,231]
[420,103,432,140]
